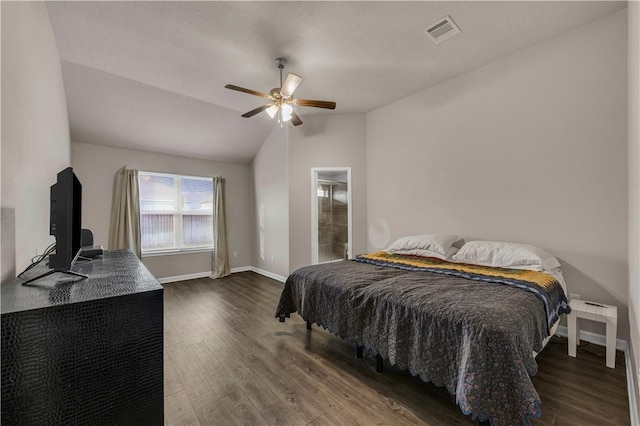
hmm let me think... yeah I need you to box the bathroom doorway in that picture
[311,167,352,264]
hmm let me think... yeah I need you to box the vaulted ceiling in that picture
[47,1,626,164]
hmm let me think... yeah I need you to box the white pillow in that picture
[451,240,561,271]
[385,234,464,260]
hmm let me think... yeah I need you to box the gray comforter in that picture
[275,260,551,426]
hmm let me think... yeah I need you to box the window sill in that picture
[142,248,213,258]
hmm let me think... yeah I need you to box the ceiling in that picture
[46,1,626,165]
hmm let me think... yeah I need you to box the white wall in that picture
[250,126,289,278]
[70,142,252,279]
[628,0,640,417]
[367,11,629,338]
[1,2,71,285]
[288,114,367,273]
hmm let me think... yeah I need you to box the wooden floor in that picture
[163,272,630,426]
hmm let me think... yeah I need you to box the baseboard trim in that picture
[625,346,639,426]
[156,271,211,284]
[157,266,286,284]
[555,325,628,351]
[231,266,286,282]
[248,267,287,283]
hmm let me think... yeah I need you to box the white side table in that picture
[567,299,617,368]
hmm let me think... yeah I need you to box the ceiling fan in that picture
[225,58,336,127]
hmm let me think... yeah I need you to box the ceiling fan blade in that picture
[225,84,270,98]
[241,104,271,118]
[280,73,303,98]
[290,111,303,126]
[294,99,336,109]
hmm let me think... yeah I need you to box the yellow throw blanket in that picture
[354,251,570,332]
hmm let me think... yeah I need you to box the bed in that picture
[275,238,571,426]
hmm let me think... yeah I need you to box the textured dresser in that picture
[1,249,163,425]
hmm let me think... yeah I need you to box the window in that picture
[138,171,214,254]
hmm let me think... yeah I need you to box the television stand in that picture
[21,269,88,285]
[1,249,163,424]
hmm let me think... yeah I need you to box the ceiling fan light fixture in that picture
[281,103,293,122]
[266,105,278,118]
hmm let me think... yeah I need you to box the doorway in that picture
[311,167,352,264]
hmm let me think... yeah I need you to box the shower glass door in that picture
[311,167,352,264]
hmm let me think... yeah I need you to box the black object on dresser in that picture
[1,249,164,425]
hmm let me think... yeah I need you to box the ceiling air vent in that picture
[424,16,460,44]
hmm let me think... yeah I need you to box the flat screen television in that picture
[49,167,83,270]
[22,167,87,285]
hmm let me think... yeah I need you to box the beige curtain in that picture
[210,176,230,279]
[108,166,141,258]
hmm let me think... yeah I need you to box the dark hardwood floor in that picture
[163,272,630,426]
